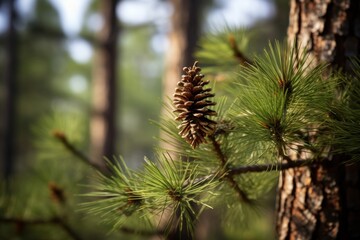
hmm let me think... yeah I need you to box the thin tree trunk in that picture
[2,0,17,187]
[159,0,203,239]
[277,0,360,239]
[90,0,119,169]
[161,0,201,124]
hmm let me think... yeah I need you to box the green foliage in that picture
[227,41,336,160]
[81,38,360,238]
[328,58,360,161]
[81,157,150,231]
[196,27,251,76]
[119,26,163,161]
[0,111,122,239]
[4,19,360,239]
[82,155,218,237]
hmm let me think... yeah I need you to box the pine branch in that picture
[228,34,253,66]
[0,216,163,238]
[56,219,83,240]
[209,135,227,166]
[228,159,313,175]
[52,131,104,174]
[120,226,165,236]
[0,217,83,240]
[209,135,252,204]
[186,157,342,189]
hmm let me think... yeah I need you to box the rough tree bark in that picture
[277,0,360,239]
[90,0,119,169]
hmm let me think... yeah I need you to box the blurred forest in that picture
[0,0,289,239]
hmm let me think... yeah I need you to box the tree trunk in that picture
[160,0,201,137]
[90,0,119,169]
[159,0,203,239]
[2,0,18,187]
[277,0,360,239]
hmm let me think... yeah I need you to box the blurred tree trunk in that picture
[160,0,223,239]
[160,0,201,123]
[159,0,204,239]
[90,0,119,169]
[276,0,360,239]
[2,0,17,187]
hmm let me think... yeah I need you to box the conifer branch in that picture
[209,135,252,203]
[187,157,342,189]
[209,135,227,166]
[228,34,253,66]
[119,226,165,236]
[0,217,83,240]
[52,131,104,174]
[0,216,162,238]
[228,159,312,175]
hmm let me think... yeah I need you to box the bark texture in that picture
[277,0,360,239]
[90,0,119,168]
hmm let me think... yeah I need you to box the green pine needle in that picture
[141,155,218,235]
[227,41,335,161]
[81,155,218,236]
[328,58,360,161]
[80,157,150,231]
[196,27,251,76]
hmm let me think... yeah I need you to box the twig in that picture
[0,217,83,240]
[228,34,253,66]
[0,217,165,238]
[209,135,252,203]
[52,132,165,236]
[52,131,104,174]
[188,157,342,188]
[120,226,165,236]
[209,135,227,166]
[228,159,313,175]
[56,219,83,240]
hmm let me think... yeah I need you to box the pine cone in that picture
[173,61,217,148]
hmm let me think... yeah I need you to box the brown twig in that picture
[228,34,253,66]
[51,131,166,236]
[52,130,105,174]
[120,226,165,236]
[209,135,252,203]
[209,135,227,166]
[228,159,313,175]
[0,217,83,240]
[187,156,342,189]
[0,217,167,238]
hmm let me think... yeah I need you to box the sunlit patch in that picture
[66,39,93,63]
[69,74,87,93]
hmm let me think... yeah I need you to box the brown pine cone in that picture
[173,61,217,148]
